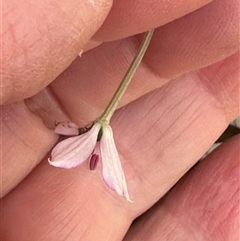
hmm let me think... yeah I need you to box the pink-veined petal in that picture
[54,121,79,136]
[100,124,132,202]
[48,123,101,169]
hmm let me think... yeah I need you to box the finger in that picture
[124,135,240,241]
[111,52,239,211]
[144,0,239,79]
[1,0,112,104]
[2,53,239,240]
[26,0,239,127]
[2,155,133,241]
[0,101,59,197]
[93,0,213,41]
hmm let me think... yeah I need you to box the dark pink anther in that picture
[90,154,99,170]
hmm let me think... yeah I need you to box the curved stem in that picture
[99,29,154,124]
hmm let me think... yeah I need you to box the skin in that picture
[1,0,239,240]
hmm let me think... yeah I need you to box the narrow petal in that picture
[100,124,132,202]
[49,123,101,169]
[54,121,79,136]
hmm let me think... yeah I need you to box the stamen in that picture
[89,154,99,170]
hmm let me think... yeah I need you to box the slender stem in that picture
[99,29,154,124]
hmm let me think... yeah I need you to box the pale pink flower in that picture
[49,122,131,201]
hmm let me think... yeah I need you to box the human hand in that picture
[2,0,239,240]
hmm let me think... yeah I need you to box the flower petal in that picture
[49,123,101,169]
[54,121,79,136]
[100,124,132,202]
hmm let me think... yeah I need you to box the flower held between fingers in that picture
[48,122,131,201]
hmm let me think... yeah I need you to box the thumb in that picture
[1,0,112,104]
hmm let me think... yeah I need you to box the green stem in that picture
[99,29,154,124]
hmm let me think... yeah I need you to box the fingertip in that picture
[2,0,112,104]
